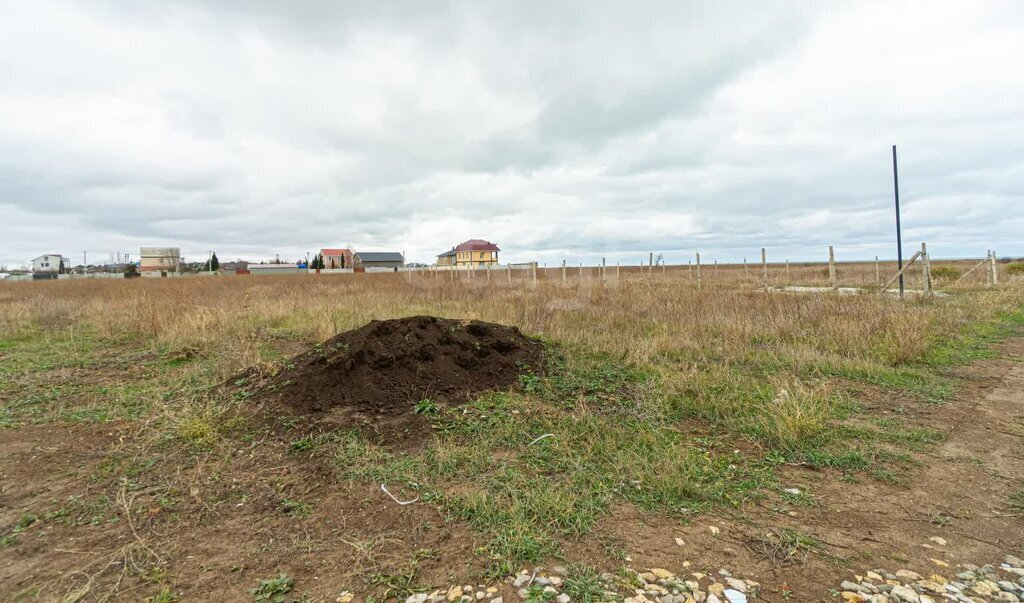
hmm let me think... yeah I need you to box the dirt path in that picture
[603,337,1024,600]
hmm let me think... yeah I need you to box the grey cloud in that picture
[1,0,1022,268]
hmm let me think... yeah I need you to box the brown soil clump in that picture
[257,315,543,442]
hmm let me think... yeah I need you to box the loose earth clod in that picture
[256,316,544,444]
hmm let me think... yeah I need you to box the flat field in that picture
[1,266,1022,602]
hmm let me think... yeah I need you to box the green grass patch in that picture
[920,307,1024,366]
[332,352,775,577]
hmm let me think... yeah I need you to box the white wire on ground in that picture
[380,483,420,505]
[528,433,554,447]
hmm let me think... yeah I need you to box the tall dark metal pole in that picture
[892,145,904,297]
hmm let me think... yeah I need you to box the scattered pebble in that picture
[834,555,1024,603]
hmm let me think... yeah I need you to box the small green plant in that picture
[929,265,960,280]
[369,566,418,599]
[412,399,439,416]
[13,513,39,532]
[280,497,311,518]
[751,528,823,565]
[518,373,541,393]
[289,435,314,452]
[280,499,312,517]
[147,588,179,603]
[523,584,557,603]
[250,574,294,602]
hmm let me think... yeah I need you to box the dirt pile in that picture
[258,316,543,440]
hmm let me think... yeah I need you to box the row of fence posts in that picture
[418,245,1001,294]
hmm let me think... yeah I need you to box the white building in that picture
[140,247,181,277]
[31,254,64,273]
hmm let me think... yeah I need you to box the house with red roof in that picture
[319,248,353,269]
[436,239,500,268]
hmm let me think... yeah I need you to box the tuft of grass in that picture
[750,381,840,453]
[563,564,611,603]
[280,499,312,518]
[369,565,419,600]
[1010,483,1024,515]
[751,528,824,565]
[147,588,179,603]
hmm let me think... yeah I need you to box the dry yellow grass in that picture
[1,268,1019,376]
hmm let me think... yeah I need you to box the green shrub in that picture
[929,266,960,280]
[1006,262,1024,276]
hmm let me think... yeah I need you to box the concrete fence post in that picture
[991,250,999,286]
[921,242,931,295]
[875,256,880,286]
[507,264,511,285]
[785,259,790,281]
[761,247,768,290]
[828,245,837,288]
[561,259,566,284]
[602,257,607,283]
[696,252,702,289]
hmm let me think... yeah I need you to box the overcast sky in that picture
[1,1,1022,267]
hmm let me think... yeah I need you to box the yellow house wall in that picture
[455,250,498,265]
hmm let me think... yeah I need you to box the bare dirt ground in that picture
[1,338,1021,602]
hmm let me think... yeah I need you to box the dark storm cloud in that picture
[0,0,1022,269]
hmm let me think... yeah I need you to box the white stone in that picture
[890,585,920,603]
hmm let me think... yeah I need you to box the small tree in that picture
[210,252,220,272]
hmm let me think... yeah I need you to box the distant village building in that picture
[436,240,500,268]
[139,247,181,277]
[319,248,353,269]
[354,251,405,271]
[31,254,64,273]
[248,263,301,276]
[436,249,457,267]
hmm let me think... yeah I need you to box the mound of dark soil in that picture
[257,316,542,442]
